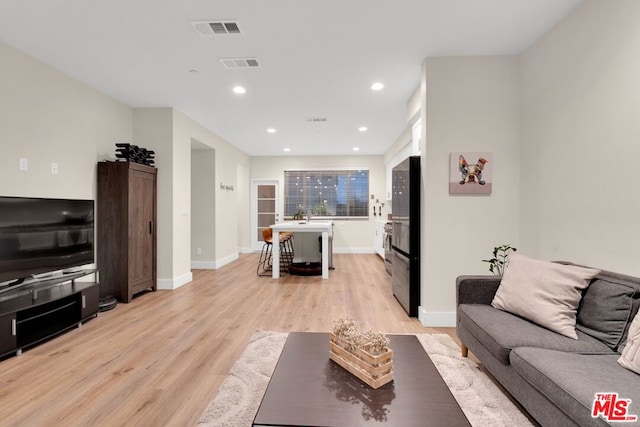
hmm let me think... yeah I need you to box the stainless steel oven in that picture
[383,222,392,275]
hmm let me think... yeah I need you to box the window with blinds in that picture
[284,170,369,218]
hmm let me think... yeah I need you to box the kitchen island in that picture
[271,221,332,279]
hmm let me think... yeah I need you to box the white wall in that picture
[399,0,640,327]
[419,56,521,326]
[520,0,640,275]
[0,40,132,199]
[0,39,131,280]
[406,85,421,124]
[191,148,216,266]
[132,110,251,284]
[250,155,387,251]
[0,39,251,290]
[174,111,251,268]
[384,127,413,167]
[169,110,193,283]
[236,163,251,253]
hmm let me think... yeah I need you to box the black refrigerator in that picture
[391,156,420,317]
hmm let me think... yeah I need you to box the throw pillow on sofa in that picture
[577,277,640,351]
[491,253,600,339]
[619,312,640,374]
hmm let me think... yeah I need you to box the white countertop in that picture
[271,220,333,235]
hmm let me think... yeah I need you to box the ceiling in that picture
[0,0,582,156]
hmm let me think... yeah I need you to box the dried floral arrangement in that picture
[329,316,393,389]
[362,329,391,356]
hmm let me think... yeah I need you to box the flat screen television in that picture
[0,196,94,286]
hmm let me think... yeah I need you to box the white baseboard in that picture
[191,261,216,270]
[157,272,193,291]
[214,252,239,269]
[238,246,252,254]
[418,307,456,327]
[333,247,375,254]
[191,253,239,270]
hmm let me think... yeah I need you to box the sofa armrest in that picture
[456,275,502,306]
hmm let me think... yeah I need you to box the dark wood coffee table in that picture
[253,332,470,426]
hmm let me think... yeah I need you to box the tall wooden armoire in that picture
[97,161,157,302]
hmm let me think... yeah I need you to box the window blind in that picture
[284,170,369,218]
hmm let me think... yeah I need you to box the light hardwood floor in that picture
[0,253,457,426]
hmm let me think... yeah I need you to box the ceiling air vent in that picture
[306,117,328,123]
[219,58,260,69]
[191,20,241,36]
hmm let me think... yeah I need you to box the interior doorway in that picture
[251,179,280,251]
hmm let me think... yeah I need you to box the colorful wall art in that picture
[449,152,493,195]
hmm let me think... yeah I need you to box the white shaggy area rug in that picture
[198,330,533,427]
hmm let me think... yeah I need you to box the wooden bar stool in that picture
[257,228,294,276]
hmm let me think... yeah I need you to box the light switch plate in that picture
[19,158,28,171]
[51,162,58,175]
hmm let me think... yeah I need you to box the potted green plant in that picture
[292,204,306,220]
[482,244,517,276]
[311,200,330,216]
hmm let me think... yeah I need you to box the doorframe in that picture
[250,178,282,252]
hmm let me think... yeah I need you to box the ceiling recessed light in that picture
[371,82,384,91]
[358,126,368,132]
[353,147,360,151]
[283,148,291,152]
[267,128,276,133]
[232,86,246,94]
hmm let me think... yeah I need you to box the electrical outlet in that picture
[19,158,28,171]
[196,248,202,255]
[50,162,59,175]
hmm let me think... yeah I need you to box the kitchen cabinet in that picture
[386,119,421,201]
[374,221,385,259]
[386,163,393,201]
[291,232,322,263]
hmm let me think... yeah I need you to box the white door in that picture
[251,179,280,251]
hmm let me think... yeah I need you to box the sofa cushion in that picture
[459,304,613,365]
[619,312,640,375]
[492,253,600,339]
[577,277,640,350]
[511,347,640,427]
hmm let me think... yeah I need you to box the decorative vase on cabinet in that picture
[97,161,157,302]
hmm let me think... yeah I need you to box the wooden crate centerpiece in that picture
[328,316,393,389]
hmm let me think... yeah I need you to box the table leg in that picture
[273,230,280,279]
[321,231,328,279]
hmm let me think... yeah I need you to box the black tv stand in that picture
[6,277,25,287]
[0,269,99,358]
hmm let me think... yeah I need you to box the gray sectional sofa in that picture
[456,266,640,426]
